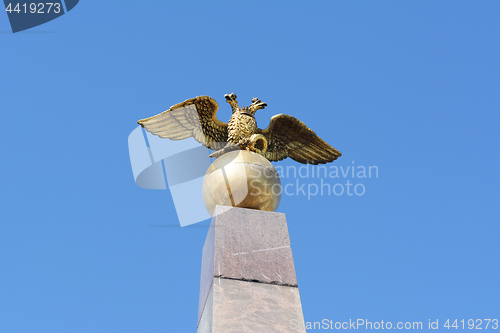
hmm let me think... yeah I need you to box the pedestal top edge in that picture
[214,205,286,218]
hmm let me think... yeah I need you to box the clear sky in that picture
[1,1,499,332]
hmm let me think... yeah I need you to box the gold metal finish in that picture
[138,93,341,165]
[202,150,281,216]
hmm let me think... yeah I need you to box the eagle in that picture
[137,93,341,165]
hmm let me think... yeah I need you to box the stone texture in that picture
[198,206,305,332]
[214,207,297,286]
[198,278,306,333]
[198,217,216,325]
[198,283,214,333]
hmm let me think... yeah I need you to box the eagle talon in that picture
[209,142,241,158]
[237,138,251,146]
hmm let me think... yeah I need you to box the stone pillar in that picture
[197,206,306,333]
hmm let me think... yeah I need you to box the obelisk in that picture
[197,206,306,333]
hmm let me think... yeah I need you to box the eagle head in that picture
[225,93,238,105]
[248,97,267,114]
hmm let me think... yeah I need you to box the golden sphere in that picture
[202,150,281,216]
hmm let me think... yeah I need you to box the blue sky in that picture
[1,1,499,332]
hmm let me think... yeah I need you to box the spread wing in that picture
[256,114,341,165]
[137,96,228,150]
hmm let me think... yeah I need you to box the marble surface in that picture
[198,206,304,332]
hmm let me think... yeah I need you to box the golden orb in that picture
[202,150,281,216]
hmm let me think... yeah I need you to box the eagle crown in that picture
[224,93,267,116]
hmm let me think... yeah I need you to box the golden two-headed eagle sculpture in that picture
[138,93,341,165]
